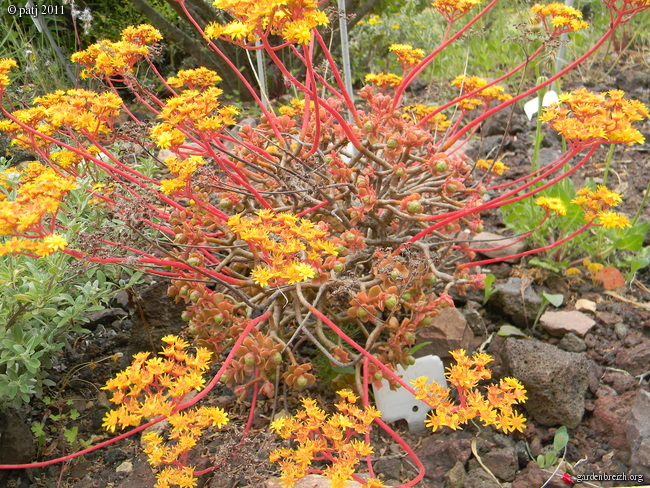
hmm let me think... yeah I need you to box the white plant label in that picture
[524,90,559,120]
[373,355,447,433]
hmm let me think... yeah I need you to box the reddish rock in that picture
[602,371,637,394]
[416,431,472,483]
[626,389,650,476]
[616,339,650,376]
[512,461,565,488]
[416,307,474,360]
[590,390,637,451]
[540,310,596,337]
[480,447,518,482]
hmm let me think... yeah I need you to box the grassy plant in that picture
[350,2,534,85]
[0,8,74,95]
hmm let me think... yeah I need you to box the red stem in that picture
[392,0,500,108]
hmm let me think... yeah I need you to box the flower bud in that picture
[407,201,422,214]
[435,161,448,173]
[424,275,438,286]
[384,296,398,309]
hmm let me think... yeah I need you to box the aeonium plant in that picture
[0,0,649,486]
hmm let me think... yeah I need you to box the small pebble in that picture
[559,333,587,352]
[614,322,629,339]
[116,460,133,473]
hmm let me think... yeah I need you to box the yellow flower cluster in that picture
[572,185,630,229]
[227,210,337,287]
[270,389,383,488]
[1,89,122,148]
[103,335,228,488]
[412,349,527,434]
[431,0,483,20]
[278,98,313,118]
[451,75,512,110]
[541,89,649,145]
[389,44,425,69]
[71,24,162,78]
[0,58,17,88]
[365,72,403,88]
[535,196,567,216]
[0,234,68,257]
[150,70,238,149]
[159,156,206,195]
[50,149,84,169]
[476,158,509,176]
[142,403,229,488]
[0,162,73,256]
[531,3,589,33]
[403,104,452,132]
[101,335,215,431]
[204,0,328,45]
[167,67,222,89]
[359,15,382,25]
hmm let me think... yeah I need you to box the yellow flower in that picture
[535,196,567,216]
[597,210,631,229]
[283,20,312,45]
[159,177,186,195]
[542,89,648,146]
[167,67,222,88]
[531,3,589,33]
[0,58,18,87]
[432,0,483,20]
[476,159,509,175]
[365,72,402,88]
[270,390,378,487]
[284,262,317,284]
[121,24,163,44]
[451,75,511,110]
[42,234,68,253]
[389,44,425,68]
[413,350,526,434]
[251,265,277,287]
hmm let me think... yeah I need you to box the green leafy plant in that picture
[535,425,570,469]
[0,159,142,410]
[30,396,90,455]
[500,177,649,277]
[482,273,498,305]
[532,291,564,330]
